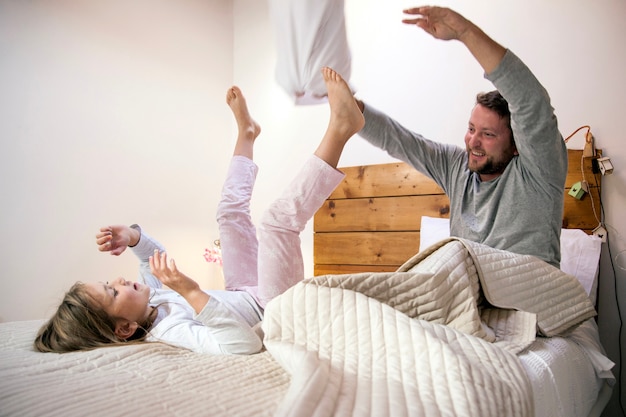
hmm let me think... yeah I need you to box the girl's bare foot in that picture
[226,86,261,158]
[322,67,365,140]
[313,67,365,168]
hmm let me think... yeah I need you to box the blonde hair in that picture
[34,282,155,353]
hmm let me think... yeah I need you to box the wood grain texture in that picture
[314,149,602,275]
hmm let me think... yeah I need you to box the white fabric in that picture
[269,0,353,105]
[419,216,602,302]
[132,228,265,355]
[559,228,602,304]
[147,288,263,355]
[262,239,598,417]
[401,238,596,338]
[519,319,615,417]
[263,283,533,417]
[0,320,289,417]
[0,318,613,417]
[418,216,452,252]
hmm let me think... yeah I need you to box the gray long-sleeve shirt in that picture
[359,50,567,267]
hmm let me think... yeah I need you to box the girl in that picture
[34,67,364,355]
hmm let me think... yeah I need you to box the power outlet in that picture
[592,225,607,243]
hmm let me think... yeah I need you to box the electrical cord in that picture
[566,125,624,415]
[565,124,603,229]
[561,125,622,413]
[580,152,601,225]
[564,124,592,144]
[593,170,625,416]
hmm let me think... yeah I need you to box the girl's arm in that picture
[127,225,165,289]
[149,249,263,354]
[96,224,165,289]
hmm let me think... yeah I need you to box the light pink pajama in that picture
[216,154,344,309]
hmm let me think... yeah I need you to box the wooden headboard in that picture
[313,149,602,276]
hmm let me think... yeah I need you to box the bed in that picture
[0,149,614,417]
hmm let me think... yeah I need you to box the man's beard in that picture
[467,150,516,176]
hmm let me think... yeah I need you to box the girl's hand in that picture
[95,225,138,256]
[149,250,200,295]
[149,250,210,314]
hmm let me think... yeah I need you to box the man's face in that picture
[464,104,517,181]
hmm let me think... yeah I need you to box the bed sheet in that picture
[519,319,614,417]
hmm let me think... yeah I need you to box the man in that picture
[356,6,567,267]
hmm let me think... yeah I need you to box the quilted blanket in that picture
[0,320,289,417]
[262,238,596,417]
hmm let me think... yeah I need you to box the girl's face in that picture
[85,278,153,325]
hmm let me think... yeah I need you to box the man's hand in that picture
[95,225,139,256]
[402,6,470,41]
[402,6,506,74]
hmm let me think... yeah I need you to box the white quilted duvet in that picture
[262,238,597,417]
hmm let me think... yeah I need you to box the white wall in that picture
[0,0,235,321]
[233,0,626,414]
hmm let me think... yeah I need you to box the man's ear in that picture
[114,320,138,340]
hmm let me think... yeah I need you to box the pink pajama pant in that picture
[216,155,344,309]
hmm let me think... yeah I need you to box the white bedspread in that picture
[0,320,289,417]
[262,238,597,417]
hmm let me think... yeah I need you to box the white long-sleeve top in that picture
[130,227,264,355]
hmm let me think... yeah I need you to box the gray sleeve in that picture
[129,224,164,289]
[359,103,466,193]
[486,50,568,187]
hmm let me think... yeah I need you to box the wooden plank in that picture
[314,149,602,276]
[565,149,602,188]
[314,231,421,266]
[332,150,601,196]
[329,163,444,199]
[314,264,398,276]
[314,195,450,233]
[315,188,600,233]
[562,187,602,230]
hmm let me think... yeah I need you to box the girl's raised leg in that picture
[217,86,262,292]
[256,67,364,307]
